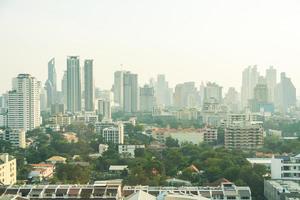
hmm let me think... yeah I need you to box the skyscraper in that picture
[84,59,94,111]
[155,74,172,107]
[140,84,154,112]
[61,71,67,109]
[204,82,223,103]
[67,56,81,113]
[45,58,57,108]
[173,82,198,108]
[123,72,139,113]
[275,72,296,113]
[98,99,111,121]
[224,87,239,112]
[113,71,126,108]
[8,74,40,131]
[265,66,277,103]
[241,66,260,108]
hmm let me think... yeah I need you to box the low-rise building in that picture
[246,158,272,170]
[264,179,300,200]
[99,144,109,156]
[0,129,26,148]
[28,163,54,181]
[0,153,16,185]
[271,154,300,181]
[48,114,73,127]
[63,132,78,143]
[46,156,67,165]
[118,145,145,158]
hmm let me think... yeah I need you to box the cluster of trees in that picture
[261,135,300,154]
[264,119,300,137]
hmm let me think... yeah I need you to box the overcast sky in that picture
[1,0,300,94]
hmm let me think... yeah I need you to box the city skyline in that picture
[2,0,300,93]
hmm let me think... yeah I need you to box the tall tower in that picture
[67,56,81,113]
[123,72,139,113]
[140,84,154,112]
[84,59,94,111]
[241,66,259,108]
[8,74,40,131]
[113,71,126,108]
[265,66,277,103]
[45,58,57,107]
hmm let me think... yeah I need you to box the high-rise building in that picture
[265,66,277,103]
[241,66,260,108]
[224,87,239,112]
[275,72,296,113]
[0,153,17,185]
[45,58,57,108]
[123,72,139,113]
[113,71,126,108]
[84,59,94,111]
[67,56,81,113]
[8,74,40,131]
[154,74,172,107]
[140,84,154,112]
[173,82,198,108]
[61,71,67,109]
[204,82,223,103]
[98,99,111,121]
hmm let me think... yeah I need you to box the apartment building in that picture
[118,145,145,158]
[102,125,124,144]
[0,153,17,185]
[264,179,300,200]
[271,154,300,181]
[0,129,26,148]
[225,122,263,150]
[203,127,218,143]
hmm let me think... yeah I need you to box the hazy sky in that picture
[1,0,300,94]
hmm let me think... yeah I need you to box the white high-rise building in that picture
[140,84,154,112]
[265,66,277,103]
[102,123,124,144]
[123,72,139,113]
[113,71,126,108]
[84,59,94,111]
[204,82,223,103]
[67,56,81,113]
[241,66,260,108]
[8,74,40,132]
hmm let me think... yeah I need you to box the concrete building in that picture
[0,180,123,199]
[97,99,111,121]
[48,114,73,127]
[28,163,54,182]
[154,74,173,107]
[61,70,68,109]
[0,153,16,185]
[204,82,223,103]
[118,145,145,158]
[265,66,277,103]
[275,72,296,113]
[123,72,139,113]
[8,74,40,132]
[84,59,94,111]
[241,66,260,108]
[67,56,81,113]
[203,127,218,143]
[264,179,300,200]
[224,87,240,112]
[75,112,98,124]
[102,125,124,144]
[225,122,264,150]
[45,58,57,108]
[271,154,300,181]
[139,85,154,112]
[174,82,199,108]
[123,181,252,200]
[0,129,26,148]
[113,70,126,108]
